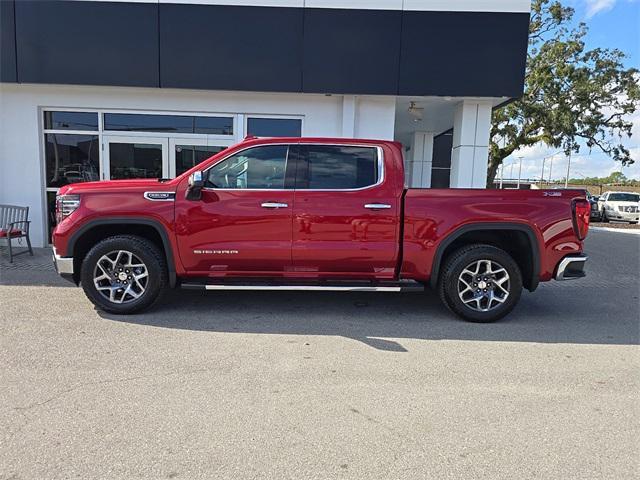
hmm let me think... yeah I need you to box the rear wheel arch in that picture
[66,218,177,287]
[429,223,540,292]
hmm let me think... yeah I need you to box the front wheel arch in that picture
[67,218,177,287]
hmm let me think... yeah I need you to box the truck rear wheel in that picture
[438,244,522,323]
[80,235,167,314]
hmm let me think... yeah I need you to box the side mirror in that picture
[186,170,204,201]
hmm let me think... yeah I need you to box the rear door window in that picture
[297,145,378,190]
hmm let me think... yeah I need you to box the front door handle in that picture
[364,203,392,210]
[261,202,288,209]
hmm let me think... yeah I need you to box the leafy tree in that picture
[568,171,639,186]
[607,171,628,184]
[488,0,640,186]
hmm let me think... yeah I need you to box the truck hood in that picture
[58,179,177,194]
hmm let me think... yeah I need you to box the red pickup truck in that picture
[52,137,590,322]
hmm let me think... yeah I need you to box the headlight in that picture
[605,204,613,210]
[55,194,81,223]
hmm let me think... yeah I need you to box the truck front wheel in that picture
[80,235,167,314]
[438,244,523,323]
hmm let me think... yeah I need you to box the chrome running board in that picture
[181,280,424,292]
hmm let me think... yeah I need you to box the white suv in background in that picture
[597,191,640,223]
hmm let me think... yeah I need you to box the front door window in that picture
[205,145,289,190]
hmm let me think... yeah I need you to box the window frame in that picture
[202,144,295,191]
[102,112,236,136]
[39,107,305,242]
[295,144,384,192]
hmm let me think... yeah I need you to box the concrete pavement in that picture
[1,230,638,479]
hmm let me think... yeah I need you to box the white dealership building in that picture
[0,0,531,247]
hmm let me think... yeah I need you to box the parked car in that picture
[589,194,601,221]
[597,191,640,223]
[560,188,600,221]
[51,137,590,323]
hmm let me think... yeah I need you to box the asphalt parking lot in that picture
[1,229,638,480]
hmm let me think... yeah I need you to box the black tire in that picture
[437,244,523,323]
[80,235,167,314]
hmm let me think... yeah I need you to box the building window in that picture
[247,117,302,137]
[104,113,234,135]
[194,117,234,135]
[175,145,227,176]
[44,134,100,188]
[44,111,99,131]
[42,109,300,241]
[43,110,101,240]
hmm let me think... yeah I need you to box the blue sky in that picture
[502,0,640,181]
[573,0,639,67]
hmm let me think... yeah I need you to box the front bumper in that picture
[605,210,639,222]
[52,247,75,282]
[555,254,588,281]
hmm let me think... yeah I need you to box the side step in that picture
[181,279,425,293]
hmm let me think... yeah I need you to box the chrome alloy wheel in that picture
[457,259,510,312]
[93,250,148,304]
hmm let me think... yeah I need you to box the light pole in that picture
[517,156,523,189]
[565,152,572,188]
[548,156,554,184]
[540,151,562,187]
[499,162,504,189]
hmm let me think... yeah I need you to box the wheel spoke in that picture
[461,268,476,277]
[458,278,474,295]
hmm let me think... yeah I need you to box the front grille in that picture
[618,205,639,213]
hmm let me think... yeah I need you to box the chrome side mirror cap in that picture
[186,170,204,201]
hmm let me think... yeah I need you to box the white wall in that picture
[0,83,396,247]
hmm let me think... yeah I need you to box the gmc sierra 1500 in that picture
[52,137,590,322]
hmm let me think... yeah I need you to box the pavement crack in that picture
[10,367,211,413]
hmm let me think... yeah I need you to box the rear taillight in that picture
[572,199,590,240]
[55,194,81,224]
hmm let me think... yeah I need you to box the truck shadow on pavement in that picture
[96,230,640,350]
[97,281,639,351]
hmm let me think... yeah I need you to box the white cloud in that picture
[583,0,639,18]
[584,0,617,17]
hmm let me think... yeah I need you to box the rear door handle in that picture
[261,202,288,209]
[364,203,392,210]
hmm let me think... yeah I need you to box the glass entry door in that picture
[170,138,231,177]
[103,136,169,180]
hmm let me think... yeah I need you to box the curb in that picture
[591,227,640,235]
